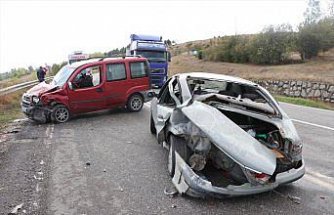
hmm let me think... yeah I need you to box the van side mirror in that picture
[68,82,74,90]
[167,52,171,62]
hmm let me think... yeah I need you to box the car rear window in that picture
[106,63,126,81]
[130,61,148,79]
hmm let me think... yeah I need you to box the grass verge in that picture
[275,95,334,110]
[0,90,26,127]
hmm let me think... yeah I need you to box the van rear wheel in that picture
[127,94,144,112]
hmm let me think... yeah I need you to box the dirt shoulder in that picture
[169,54,334,83]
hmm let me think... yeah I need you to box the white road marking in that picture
[292,119,334,131]
[43,124,54,146]
[304,170,334,191]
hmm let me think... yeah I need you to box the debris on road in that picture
[33,175,43,181]
[86,161,91,166]
[40,160,44,165]
[103,169,107,172]
[288,195,301,204]
[6,129,20,134]
[164,186,178,198]
[8,203,24,215]
[171,204,177,208]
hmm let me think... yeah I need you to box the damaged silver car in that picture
[150,72,305,198]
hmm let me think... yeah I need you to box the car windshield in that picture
[187,77,278,116]
[51,66,75,87]
[136,51,166,62]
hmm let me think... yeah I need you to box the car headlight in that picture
[32,96,40,104]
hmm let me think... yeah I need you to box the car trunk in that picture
[180,100,300,187]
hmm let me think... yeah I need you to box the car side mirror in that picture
[68,82,74,90]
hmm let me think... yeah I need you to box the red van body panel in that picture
[21,57,152,123]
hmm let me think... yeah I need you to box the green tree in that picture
[297,18,334,59]
[249,25,295,64]
[329,0,334,17]
[90,52,106,58]
[304,0,322,24]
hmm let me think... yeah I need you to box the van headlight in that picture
[32,96,40,104]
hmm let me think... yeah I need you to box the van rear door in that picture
[104,61,129,107]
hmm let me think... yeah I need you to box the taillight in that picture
[254,173,271,183]
[242,167,271,185]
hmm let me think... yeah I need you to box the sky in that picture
[0,0,328,73]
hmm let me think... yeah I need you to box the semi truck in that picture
[126,34,170,88]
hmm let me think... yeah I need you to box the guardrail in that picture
[0,76,54,96]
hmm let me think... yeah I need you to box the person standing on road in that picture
[37,66,47,82]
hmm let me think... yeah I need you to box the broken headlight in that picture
[32,96,40,104]
[242,167,271,185]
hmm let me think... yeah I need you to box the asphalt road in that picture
[0,102,333,214]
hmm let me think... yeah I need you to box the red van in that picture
[21,57,153,123]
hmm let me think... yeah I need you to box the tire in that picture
[51,104,70,123]
[168,135,190,177]
[150,114,156,135]
[127,94,144,112]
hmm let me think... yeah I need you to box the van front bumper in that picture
[21,103,49,123]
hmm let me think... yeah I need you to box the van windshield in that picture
[51,66,75,87]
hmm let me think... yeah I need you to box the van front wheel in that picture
[51,105,70,123]
[127,94,144,112]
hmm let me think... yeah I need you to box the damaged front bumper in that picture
[21,103,49,123]
[172,153,305,198]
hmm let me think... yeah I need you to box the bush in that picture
[297,18,334,59]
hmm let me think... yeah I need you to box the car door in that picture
[152,78,180,134]
[67,64,106,113]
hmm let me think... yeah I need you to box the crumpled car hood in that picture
[181,101,276,175]
[26,82,57,97]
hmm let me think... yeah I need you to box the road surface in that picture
[0,102,333,214]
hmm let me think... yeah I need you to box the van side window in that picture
[73,65,100,89]
[106,63,126,81]
[130,61,148,79]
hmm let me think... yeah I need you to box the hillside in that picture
[169,50,334,83]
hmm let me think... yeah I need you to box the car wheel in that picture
[168,135,190,177]
[150,114,156,135]
[127,94,144,112]
[51,104,70,123]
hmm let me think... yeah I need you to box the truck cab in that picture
[127,34,170,88]
[21,57,153,123]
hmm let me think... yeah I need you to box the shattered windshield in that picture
[51,66,75,87]
[187,77,278,115]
